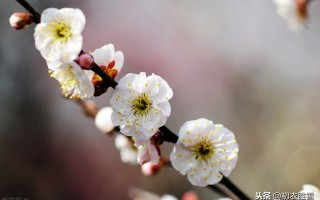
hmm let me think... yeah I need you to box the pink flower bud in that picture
[78,53,94,70]
[141,161,162,176]
[182,191,199,200]
[95,107,114,134]
[9,12,33,30]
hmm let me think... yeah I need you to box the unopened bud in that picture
[181,191,199,200]
[95,107,115,134]
[115,134,132,150]
[141,162,159,176]
[141,159,165,176]
[78,53,94,70]
[295,0,308,19]
[9,12,33,30]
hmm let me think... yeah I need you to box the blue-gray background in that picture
[1,0,320,199]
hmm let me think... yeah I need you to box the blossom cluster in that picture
[9,1,320,198]
[33,6,170,172]
[34,8,123,98]
[33,7,238,187]
[14,5,240,189]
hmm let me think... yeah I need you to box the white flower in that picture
[115,134,138,165]
[273,0,308,31]
[299,184,320,200]
[170,118,239,187]
[84,44,124,96]
[86,44,124,79]
[110,72,173,139]
[95,107,115,134]
[48,61,94,98]
[134,138,160,165]
[93,44,124,76]
[34,8,85,62]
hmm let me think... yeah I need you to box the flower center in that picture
[191,140,214,161]
[132,93,152,116]
[51,65,78,98]
[51,22,72,41]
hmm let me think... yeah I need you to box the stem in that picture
[159,126,178,143]
[16,0,40,23]
[208,184,236,199]
[220,177,251,200]
[91,63,118,89]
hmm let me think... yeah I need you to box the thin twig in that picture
[16,0,40,23]
[159,126,178,143]
[90,61,118,89]
[221,177,251,200]
[208,184,237,200]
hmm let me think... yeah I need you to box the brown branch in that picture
[16,0,40,23]
[159,126,178,143]
[220,177,251,200]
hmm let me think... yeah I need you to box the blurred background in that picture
[1,0,320,199]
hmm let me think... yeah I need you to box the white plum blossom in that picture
[273,0,308,31]
[93,44,123,76]
[110,72,173,139]
[85,44,124,95]
[134,138,160,165]
[170,118,239,187]
[115,134,138,165]
[34,8,85,62]
[48,61,94,98]
[299,184,320,200]
[95,107,115,134]
[85,44,124,79]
